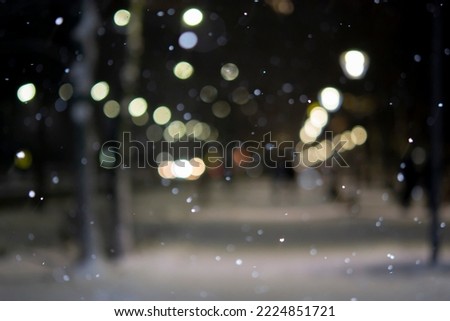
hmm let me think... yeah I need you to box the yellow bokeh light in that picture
[208,127,219,141]
[304,119,322,138]
[132,112,149,126]
[146,124,163,141]
[17,83,36,103]
[304,146,320,165]
[186,119,199,137]
[220,63,239,81]
[193,122,211,140]
[128,97,148,117]
[173,61,194,80]
[212,100,231,118]
[266,0,295,15]
[156,152,174,164]
[14,149,32,170]
[90,81,109,101]
[350,125,368,145]
[58,83,73,101]
[158,161,175,179]
[103,100,120,118]
[231,87,250,105]
[164,121,186,141]
[182,8,203,26]
[114,9,131,27]
[340,131,356,151]
[309,106,328,128]
[299,127,316,144]
[190,157,206,178]
[315,140,332,162]
[200,85,218,103]
[153,106,172,125]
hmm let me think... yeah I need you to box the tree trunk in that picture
[428,0,443,265]
[108,0,145,258]
[70,0,100,263]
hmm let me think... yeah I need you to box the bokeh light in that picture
[164,121,186,141]
[58,83,73,101]
[182,8,203,26]
[193,122,211,141]
[340,130,356,151]
[318,87,342,112]
[340,50,370,79]
[178,31,198,50]
[171,159,193,179]
[153,106,172,125]
[304,119,322,139]
[212,100,231,118]
[146,124,163,141]
[114,9,131,27]
[299,127,316,144]
[220,63,239,81]
[158,161,175,179]
[128,97,148,117]
[200,85,218,103]
[173,61,194,80]
[17,83,36,103]
[350,125,368,145]
[189,157,206,179]
[231,87,250,105]
[131,112,149,126]
[103,100,121,118]
[90,81,109,101]
[309,106,329,128]
[14,149,32,170]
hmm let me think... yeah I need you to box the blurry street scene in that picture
[0,0,449,300]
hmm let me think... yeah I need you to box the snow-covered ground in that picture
[1,177,449,300]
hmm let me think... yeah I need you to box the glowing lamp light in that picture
[350,125,368,145]
[309,106,328,128]
[171,159,193,179]
[131,112,149,126]
[114,9,131,27]
[158,161,175,179]
[58,83,73,101]
[318,87,342,112]
[304,119,322,139]
[340,50,369,80]
[212,101,231,118]
[103,100,120,118]
[128,97,148,117]
[189,157,206,179]
[340,131,356,151]
[163,121,187,141]
[173,61,194,80]
[14,149,33,169]
[90,81,109,101]
[182,8,203,26]
[17,83,36,103]
[299,127,316,144]
[220,63,239,81]
[153,106,172,125]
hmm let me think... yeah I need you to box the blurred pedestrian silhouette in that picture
[271,147,297,205]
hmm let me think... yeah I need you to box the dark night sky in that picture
[0,0,449,175]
